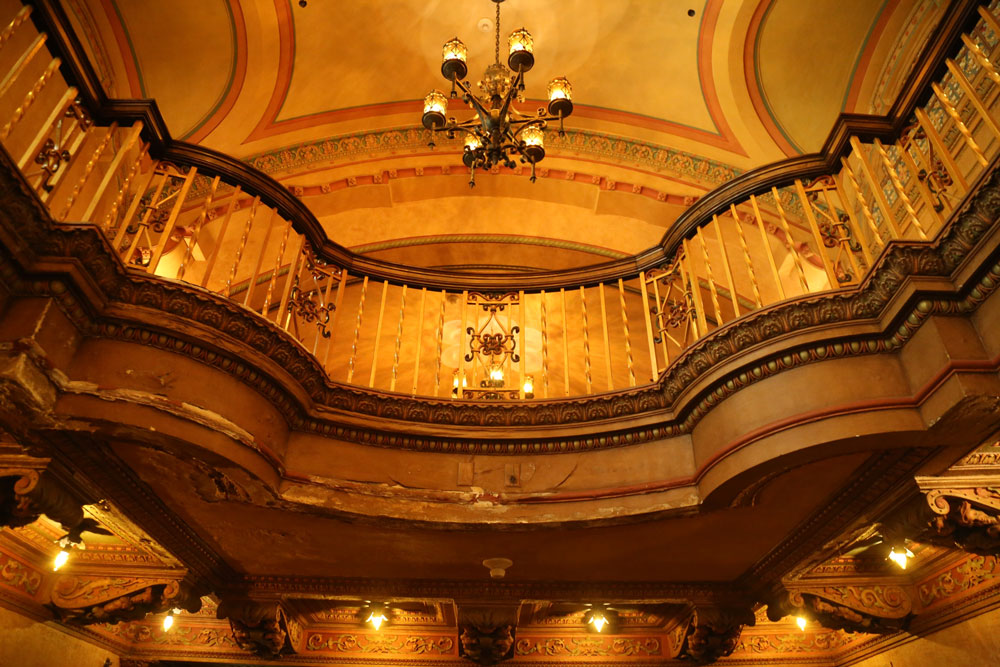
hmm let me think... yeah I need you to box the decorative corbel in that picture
[48,575,202,625]
[766,584,912,634]
[216,600,302,658]
[457,605,519,666]
[883,478,1000,555]
[669,604,754,664]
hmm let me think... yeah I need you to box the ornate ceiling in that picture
[61,0,948,270]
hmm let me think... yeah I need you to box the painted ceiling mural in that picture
[60,0,948,270]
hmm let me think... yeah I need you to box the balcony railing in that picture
[1,1,997,400]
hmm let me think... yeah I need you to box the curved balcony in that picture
[0,0,996,405]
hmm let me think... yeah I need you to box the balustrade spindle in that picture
[915,107,969,191]
[618,278,635,387]
[749,195,786,300]
[176,174,221,281]
[369,281,390,389]
[695,227,723,323]
[0,34,47,100]
[817,183,864,281]
[0,6,32,55]
[347,276,369,385]
[729,204,762,308]
[81,123,143,223]
[838,160,887,252]
[224,195,260,297]
[411,287,426,397]
[979,5,1000,41]
[243,206,276,307]
[849,137,905,241]
[712,214,742,317]
[893,137,945,234]
[201,186,241,288]
[323,269,347,365]
[313,268,336,357]
[434,290,446,397]
[793,179,839,287]
[648,270,669,365]
[961,33,1000,84]
[540,290,550,396]
[769,187,811,293]
[103,143,148,234]
[519,290,527,399]
[580,286,592,395]
[946,58,1000,140]
[18,86,74,171]
[931,82,989,167]
[598,284,613,391]
[873,139,928,240]
[560,287,569,396]
[639,271,659,383]
[146,165,196,273]
[274,235,302,327]
[458,290,468,398]
[283,249,307,332]
[57,122,118,220]
[390,284,407,392]
[261,219,293,315]
[0,55,59,142]
[681,239,708,336]
[121,168,170,265]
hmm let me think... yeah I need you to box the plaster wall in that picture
[0,605,118,667]
[846,605,1000,667]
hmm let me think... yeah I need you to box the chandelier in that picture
[421,0,574,186]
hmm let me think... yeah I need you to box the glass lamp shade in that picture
[463,134,482,167]
[521,124,545,163]
[441,37,468,80]
[508,28,534,72]
[422,90,448,130]
[547,77,574,117]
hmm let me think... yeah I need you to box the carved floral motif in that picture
[515,636,661,658]
[305,632,455,654]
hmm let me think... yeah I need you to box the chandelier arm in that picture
[494,69,526,131]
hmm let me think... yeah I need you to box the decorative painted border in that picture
[242,127,743,188]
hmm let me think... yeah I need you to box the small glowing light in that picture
[795,616,807,631]
[423,90,448,116]
[888,546,914,570]
[489,366,504,382]
[465,134,482,151]
[442,37,468,64]
[453,372,467,388]
[52,549,69,571]
[522,375,534,397]
[508,27,533,54]
[367,611,388,631]
[547,77,573,102]
[163,612,174,631]
[589,614,608,632]
[522,125,544,148]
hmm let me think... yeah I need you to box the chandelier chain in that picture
[494,1,500,64]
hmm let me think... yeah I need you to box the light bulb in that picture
[489,367,504,382]
[163,612,174,631]
[888,546,914,569]
[52,549,69,571]
[795,616,807,631]
[522,375,534,397]
[590,614,607,632]
[367,611,387,631]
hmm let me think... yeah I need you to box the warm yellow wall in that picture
[848,606,1000,667]
[0,606,119,667]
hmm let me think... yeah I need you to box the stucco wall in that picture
[0,606,118,667]
[847,605,1000,667]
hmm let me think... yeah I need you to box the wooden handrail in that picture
[25,0,980,291]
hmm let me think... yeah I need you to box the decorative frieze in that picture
[215,600,302,658]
